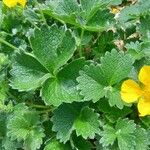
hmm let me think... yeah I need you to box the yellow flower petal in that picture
[3,0,17,8]
[111,7,120,14]
[138,65,150,85]
[3,0,27,8]
[121,79,142,103]
[18,0,27,7]
[138,98,150,116]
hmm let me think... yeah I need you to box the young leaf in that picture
[30,25,76,74]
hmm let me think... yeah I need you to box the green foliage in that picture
[0,0,150,149]
[7,104,45,150]
[77,49,133,108]
[51,103,100,143]
[44,138,71,150]
[44,0,114,32]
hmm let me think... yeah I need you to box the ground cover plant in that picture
[0,0,150,149]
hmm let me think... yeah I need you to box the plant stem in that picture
[0,37,19,51]
[29,104,51,109]
[79,29,85,57]
[37,109,52,114]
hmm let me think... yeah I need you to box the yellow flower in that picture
[121,66,150,117]
[111,6,120,14]
[3,0,27,8]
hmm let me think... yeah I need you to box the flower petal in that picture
[138,65,150,85]
[3,0,17,8]
[121,79,142,103]
[18,0,27,7]
[138,98,150,116]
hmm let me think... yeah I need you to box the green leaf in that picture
[72,135,93,150]
[24,127,45,150]
[100,124,116,146]
[44,0,114,32]
[0,112,7,138]
[85,9,114,32]
[2,137,21,150]
[51,103,99,143]
[100,49,133,85]
[97,99,132,122]
[134,126,149,150]
[110,0,122,5]
[116,119,136,150]
[106,87,124,109]
[100,118,136,150]
[96,30,115,55]
[138,15,150,40]
[30,25,76,74]
[74,107,100,139]
[10,53,49,91]
[0,77,8,104]
[44,138,71,150]
[7,104,45,150]
[77,64,105,103]
[42,58,85,106]
[51,103,83,143]
[77,49,133,103]
[119,0,150,26]
[125,41,145,60]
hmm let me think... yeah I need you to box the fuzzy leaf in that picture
[51,103,83,143]
[77,49,133,104]
[106,87,124,109]
[116,119,136,150]
[100,125,116,146]
[100,118,136,150]
[51,103,99,143]
[44,138,71,150]
[44,0,114,32]
[77,64,105,103]
[125,41,145,60]
[30,25,76,74]
[42,58,85,106]
[10,53,49,91]
[7,105,45,150]
[134,126,149,150]
[100,49,133,85]
[74,107,100,139]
